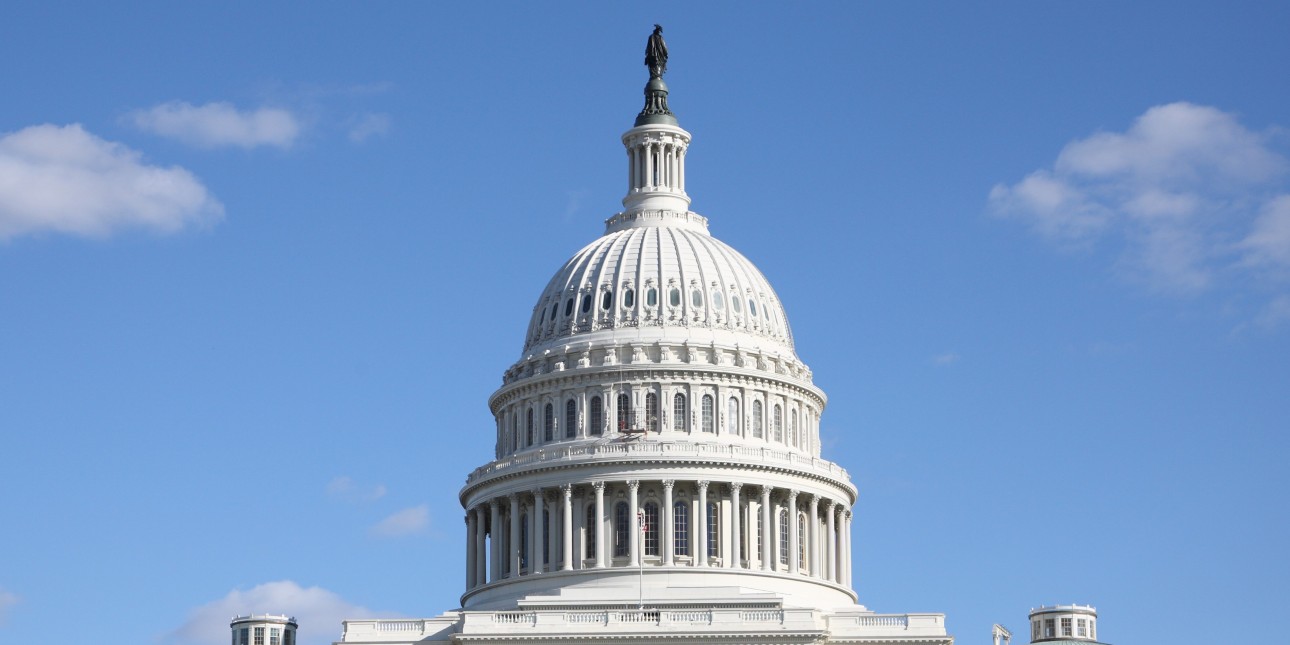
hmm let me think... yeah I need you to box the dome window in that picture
[669,288,681,307]
[623,288,635,308]
[601,291,613,311]
[748,299,758,317]
[580,294,592,314]
[690,290,703,307]
[712,290,724,310]
[539,308,546,325]
[564,298,574,317]
[731,294,742,313]
[646,287,658,307]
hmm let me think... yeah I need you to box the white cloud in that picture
[370,505,429,537]
[0,588,19,625]
[931,352,960,365]
[989,102,1290,309]
[325,476,386,502]
[166,581,395,645]
[131,101,301,149]
[0,124,222,240]
[347,113,390,143]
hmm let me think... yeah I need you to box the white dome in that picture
[522,209,795,359]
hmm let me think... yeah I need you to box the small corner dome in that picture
[521,217,796,358]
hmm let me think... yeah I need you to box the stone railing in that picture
[465,440,850,487]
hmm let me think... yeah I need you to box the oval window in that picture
[712,291,724,310]
[647,288,658,307]
[749,299,757,317]
[623,288,635,308]
[732,295,741,313]
[539,308,546,324]
[669,288,681,307]
[564,298,574,317]
[550,302,558,321]
[691,290,703,307]
[581,294,592,314]
[601,291,613,310]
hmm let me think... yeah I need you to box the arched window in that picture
[544,403,554,442]
[778,508,789,566]
[520,513,529,571]
[542,509,551,565]
[673,393,687,431]
[752,401,764,439]
[773,404,783,442]
[614,502,630,557]
[645,392,658,433]
[589,396,603,436]
[617,393,630,431]
[674,501,689,556]
[727,397,740,436]
[511,414,518,453]
[706,502,719,558]
[643,502,660,556]
[701,394,714,433]
[790,410,798,447]
[798,513,807,570]
[565,399,577,438]
[526,408,534,446]
[584,504,597,559]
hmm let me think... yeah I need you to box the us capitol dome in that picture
[336,27,953,645]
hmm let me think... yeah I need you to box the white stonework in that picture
[336,44,953,645]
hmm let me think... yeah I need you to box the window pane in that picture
[646,393,659,432]
[673,394,687,431]
[674,501,689,556]
[544,403,554,441]
[623,288,635,307]
[701,395,714,433]
[590,396,603,436]
[565,399,577,438]
[669,288,681,307]
[601,291,613,310]
[643,503,659,556]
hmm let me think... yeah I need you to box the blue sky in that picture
[1,3,1287,645]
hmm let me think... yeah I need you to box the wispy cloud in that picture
[325,476,386,503]
[931,352,960,366]
[0,124,222,240]
[347,113,390,143]
[370,505,429,538]
[0,587,18,626]
[130,101,301,149]
[165,581,395,645]
[989,102,1290,325]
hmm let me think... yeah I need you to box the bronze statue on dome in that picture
[645,24,668,78]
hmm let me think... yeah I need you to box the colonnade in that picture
[463,479,852,592]
[626,135,687,196]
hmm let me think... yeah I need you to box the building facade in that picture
[337,29,953,645]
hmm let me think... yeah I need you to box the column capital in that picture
[662,479,675,490]
[627,479,640,491]
[592,481,606,491]
[826,499,837,511]
[562,483,573,497]
[696,480,709,492]
[759,484,773,498]
[809,493,820,505]
[729,482,743,493]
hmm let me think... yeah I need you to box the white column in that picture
[696,481,709,567]
[531,490,544,574]
[760,486,772,572]
[465,512,476,589]
[662,480,675,565]
[679,148,686,192]
[788,491,799,575]
[729,483,742,569]
[843,509,853,587]
[594,482,607,568]
[628,480,641,567]
[474,506,487,586]
[825,501,836,582]
[561,484,573,571]
[644,144,654,190]
[488,499,501,583]
[807,495,819,578]
[508,494,521,578]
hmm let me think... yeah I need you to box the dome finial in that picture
[636,25,677,126]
